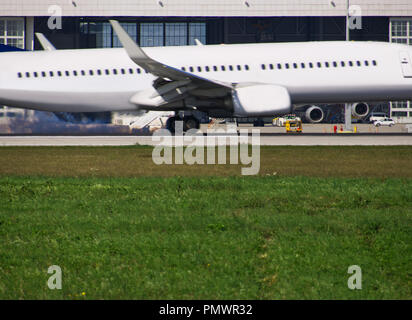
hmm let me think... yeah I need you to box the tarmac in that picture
[0,123,411,146]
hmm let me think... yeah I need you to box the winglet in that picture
[35,33,56,51]
[109,20,151,66]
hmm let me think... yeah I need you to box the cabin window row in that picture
[261,60,378,70]
[181,65,250,73]
[17,68,149,78]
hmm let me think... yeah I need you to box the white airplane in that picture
[1,20,412,132]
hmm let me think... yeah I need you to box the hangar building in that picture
[1,0,412,123]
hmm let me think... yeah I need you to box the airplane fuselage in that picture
[0,41,412,115]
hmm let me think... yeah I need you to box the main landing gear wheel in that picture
[166,116,200,134]
[166,116,176,134]
[183,116,200,131]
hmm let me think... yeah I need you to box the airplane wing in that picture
[109,20,233,94]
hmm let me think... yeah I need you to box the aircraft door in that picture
[399,51,412,78]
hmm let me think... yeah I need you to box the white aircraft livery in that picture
[1,20,412,131]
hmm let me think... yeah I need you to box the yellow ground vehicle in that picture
[285,119,303,133]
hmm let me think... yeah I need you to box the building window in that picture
[392,111,408,117]
[390,19,412,118]
[166,23,187,46]
[189,23,206,46]
[80,22,113,48]
[0,18,25,49]
[140,23,164,47]
[391,19,411,44]
[113,23,137,48]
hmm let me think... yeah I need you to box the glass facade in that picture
[165,23,187,46]
[140,23,163,47]
[390,18,412,123]
[113,23,138,47]
[79,20,207,48]
[0,18,25,49]
[189,23,206,45]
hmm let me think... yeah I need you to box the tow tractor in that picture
[285,119,303,133]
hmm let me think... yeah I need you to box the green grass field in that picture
[0,146,411,299]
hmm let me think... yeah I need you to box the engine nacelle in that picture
[305,105,324,123]
[232,84,292,117]
[351,102,369,118]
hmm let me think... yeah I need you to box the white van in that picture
[368,112,388,123]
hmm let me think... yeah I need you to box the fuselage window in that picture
[229,65,233,71]
[341,61,345,67]
[105,69,110,75]
[277,63,282,69]
[25,72,30,78]
[317,62,322,68]
[41,71,46,77]
[285,63,290,69]
[309,63,314,68]
[97,70,102,75]
[237,65,241,71]
[245,65,249,71]
[197,66,202,72]
[129,68,134,74]
[261,64,266,70]
[181,67,186,72]
[349,61,354,67]
[356,61,361,67]
[113,69,118,75]
[372,60,377,66]
[81,70,85,76]
[73,71,78,76]
[213,66,218,71]
[269,64,274,70]
[221,65,226,71]
[57,71,62,77]
[136,68,141,74]
[120,69,125,75]
[364,61,369,66]
[333,61,338,67]
[65,71,70,76]
[325,62,330,68]
[206,66,210,72]
[301,63,305,68]
[189,66,194,72]
[293,63,298,69]
[34,72,38,78]
[17,72,22,78]
[50,71,54,77]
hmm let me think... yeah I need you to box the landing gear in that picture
[253,119,265,127]
[166,116,176,133]
[165,115,200,134]
[183,116,200,131]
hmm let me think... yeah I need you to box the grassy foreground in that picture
[0,176,411,299]
[0,146,412,178]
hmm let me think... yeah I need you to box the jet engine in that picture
[304,105,324,123]
[351,102,369,118]
[232,84,292,117]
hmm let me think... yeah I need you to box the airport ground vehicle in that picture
[285,119,303,132]
[368,112,388,123]
[273,114,301,127]
[373,117,395,127]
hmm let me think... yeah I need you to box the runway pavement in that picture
[0,133,411,146]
